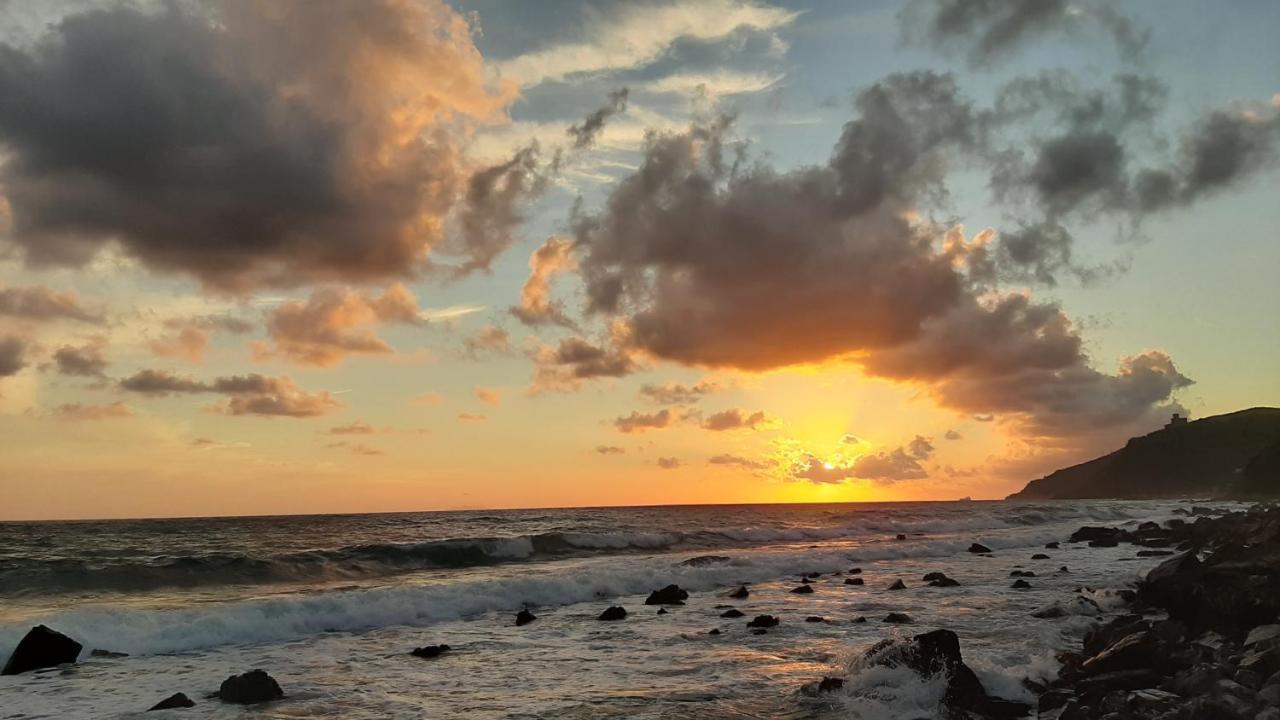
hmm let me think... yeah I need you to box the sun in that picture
[823,462,835,470]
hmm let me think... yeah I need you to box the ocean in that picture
[0,500,1215,718]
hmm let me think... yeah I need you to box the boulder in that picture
[1011,579,1031,589]
[656,608,668,615]
[410,644,451,658]
[1045,542,1061,549]
[863,629,1030,718]
[727,585,749,599]
[1071,527,1125,544]
[929,576,961,587]
[1245,625,1280,648]
[1089,538,1119,547]
[968,543,993,553]
[720,608,744,618]
[817,676,844,692]
[883,612,911,623]
[1,625,82,675]
[148,693,195,711]
[597,606,627,621]
[790,584,814,594]
[922,572,948,582]
[515,609,537,626]
[217,670,283,705]
[1032,553,1051,560]
[644,584,689,605]
[887,579,906,590]
[1010,570,1036,577]
[848,567,862,574]
[799,577,812,584]
[844,577,864,586]
[896,534,907,541]
[1080,631,1160,675]
[805,616,825,623]
[852,616,867,623]
[708,628,721,636]
[746,615,779,628]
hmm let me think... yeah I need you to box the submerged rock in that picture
[747,615,780,628]
[720,608,744,618]
[656,608,668,615]
[883,612,912,623]
[1031,553,1051,560]
[969,543,993,553]
[818,676,845,692]
[848,567,862,574]
[805,616,825,623]
[217,670,283,705]
[852,616,867,623]
[1011,579,1032,589]
[410,644,451,659]
[679,555,730,567]
[515,609,538,626]
[887,579,907,590]
[928,576,961,587]
[1045,541,1061,549]
[844,577,864,586]
[727,586,750,599]
[1,625,82,676]
[708,628,721,636]
[644,584,689,605]
[148,692,195,711]
[791,584,814,594]
[597,606,627,621]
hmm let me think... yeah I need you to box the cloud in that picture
[0,0,517,290]
[0,285,101,323]
[568,88,630,149]
[117,369,340,417]
[262,284,425,367]
[792,435,935,485]
[900,0,1147,66]
[0,336,28,376]
[646,70,784,98]
[708,453,774,470]
[595,445,626,455]
[531,335,637,392]
[493,0,798,87]
[52,401,133,422]
[701,408,768,431]
[614,408,673,434]
[150,314,254,363]
[463,324,512,358]
[944,429,962,440]
[326,441,383,456]
[656,456,682,469]
[50,338,109,378]
[327,421,378,435]
[638,379,721,405]
[511,236,577,327]
[474,387,502,406]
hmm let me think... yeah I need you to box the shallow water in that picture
[0,500,1219,718]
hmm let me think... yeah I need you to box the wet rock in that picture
[708,628,721,636]
[148,692,195,711]
[1245,624,1280,648]
[679,555,730,567]
[1046,542,1061,549]
[644,584,689,605]
[727,585,749,599]
[896,534,907,540]
[217,670,283,705]
[968,543,993,553]
[1058,566,1071,574]
[89,649,128,659]
[805,616,825,623]
[1011,570,1036,577]
[844,577,864,586]
[1075,669,1162,697]
[410,644,451,658]
[887,579,906,590]
[852,616,867,623]
[1032,604,1068,619]
[1011,579,1032,589]
[1032,553,1051,560]
[922,572,948,582]
[799,577,812,584]
[515,609,537,626]
[929,576,961,587]
[805,572,821,578]
[818,676,844,692]
[1081,631,1161,676]
[848,567,862,574]
[656,608,668,615]
[1089,538,1120,547]
[1071,527,1125,544]
[1083,615,1148,656]
[720,608,744,618]
[791,584,814,594]
[747,615,779,628]
[863,629,1030,718]
[597,606,627,621]
[1137,550,1174,557]
[883,612,911,623]
[1,625,82,675]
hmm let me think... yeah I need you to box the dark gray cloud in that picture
[613,408,672,434]
[0,335,27,376]
[0,285,101,323]
[51,339,109,377]
[708,453,774,470]
[656,456,682,469]
[0,0,515,290]
[700,408,767,431]
[638,379,721,405]
[117,369,340,417]
[532,336,637,392]
[900,0,1147,66]
[567,88,629,149]
[595,445,625,455]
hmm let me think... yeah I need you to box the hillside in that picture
[1008,407,1280,500]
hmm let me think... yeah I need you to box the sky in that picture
[0,0,1277,520]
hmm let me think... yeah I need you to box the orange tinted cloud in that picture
[263,284,425,367]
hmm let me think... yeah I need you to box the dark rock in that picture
[818,676,844,692]
[1137,550,1174,557]
[679,555,730,567]
[720,608,744,618]
[1245,624,1280,648]
[844,577,864,585]
[644,584,689,605]
[887,579,906,590]
[1046,541,1061,549]
[1071,527,1125,544]
[883,612,911,623]
[1139,521,1161,532]
[89,649,128,658]
[217,670,283,705]
[747,615,779,628]
[1032,553,1051,560]
[805,616,824,623]
[969,543,993,553]
[1032,604,1068,619]
[727,585,749,599]
[863,629,1030,718]
[708,628,721,636]
[1011,570,1036,577]
[848,567,862,574]
[799,577,812,584]
[852,616,867,623]
[410,644,451,658]
[896,534,907,540]
[791,584,814,594]
[1089,538,1120,547]
[805,572,821,578]
[922,572,948,581]
[1083,615,1148,656]
[1011,579,1031,589]
[1075,669,1161,696]
[656,607,668,615]
[1058,566,1071,574]
[515,609,537,626]
[1081,631,1160,676]
[929,576,961,587]
[1,625,82,675]
[148,693,195,711]
[597,606,627,621]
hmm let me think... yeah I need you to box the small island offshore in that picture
[1010,408,1280,500]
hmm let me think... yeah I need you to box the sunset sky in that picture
[1,0,1277,520]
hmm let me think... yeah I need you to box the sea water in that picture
[0,500,1218,718]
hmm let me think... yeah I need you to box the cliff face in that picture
[1008,407,1280,500]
